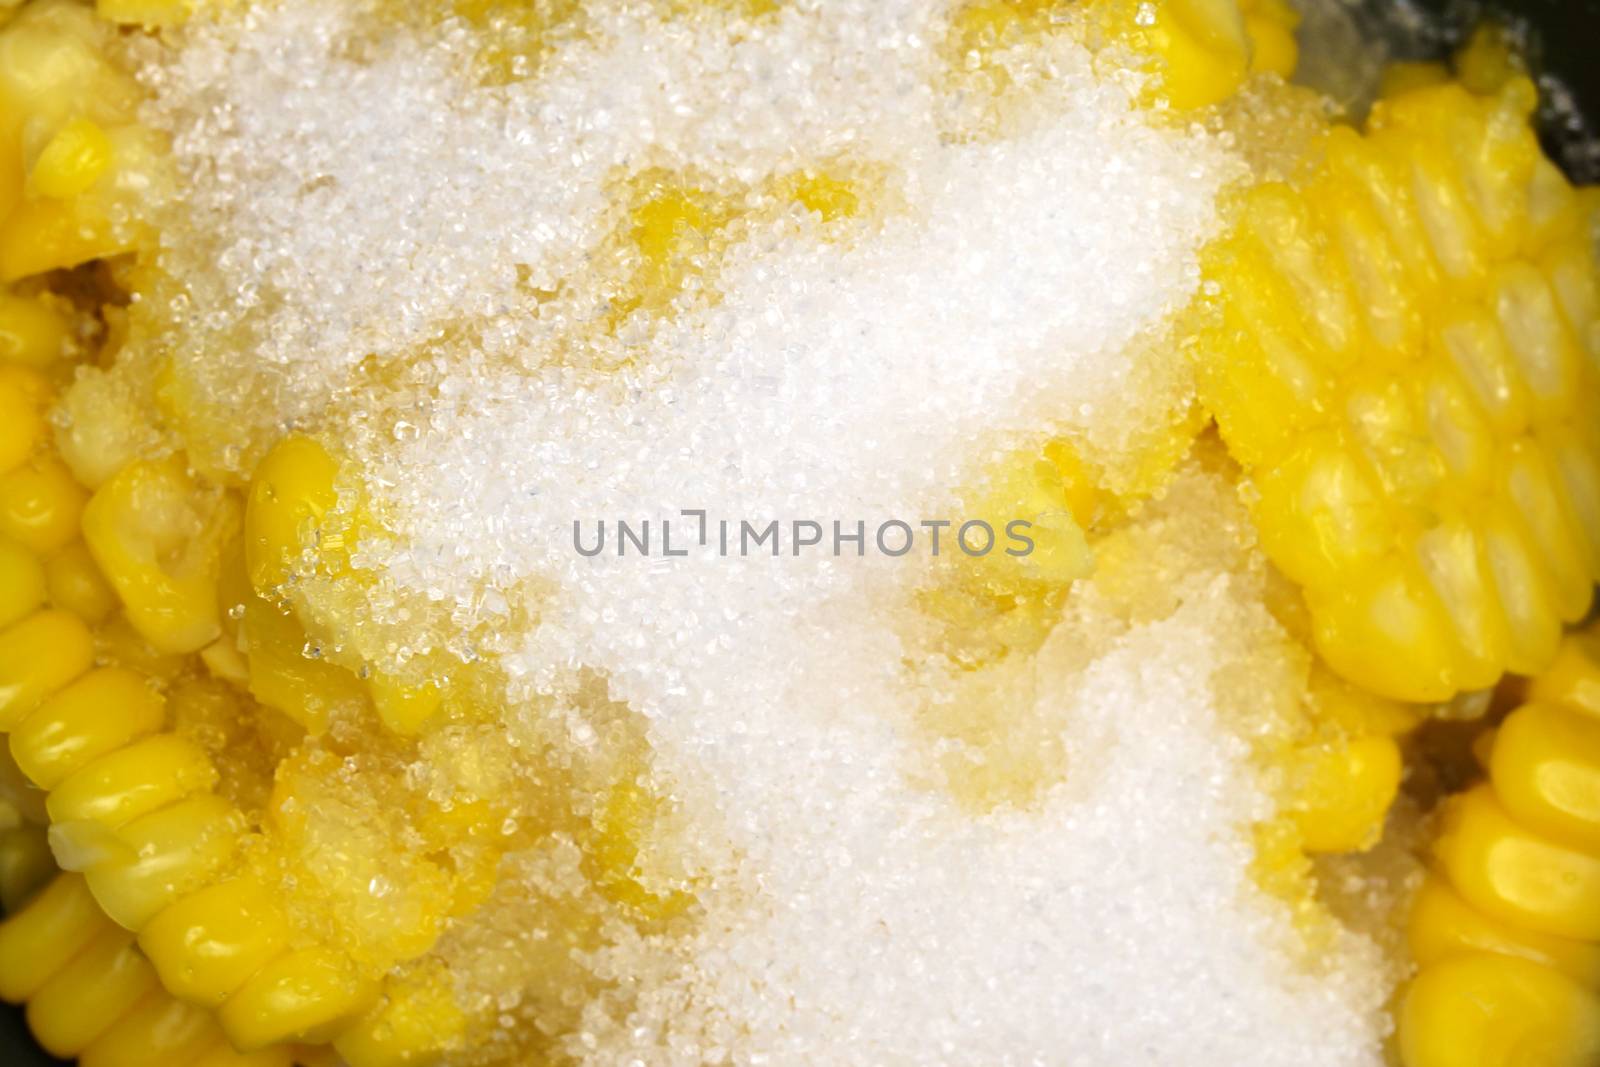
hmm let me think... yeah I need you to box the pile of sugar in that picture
[118,1,1394,1063]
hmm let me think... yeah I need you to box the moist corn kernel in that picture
[10,666,165,789]
[1434,784,1600,942]
[45,541,119,624]
[0,609,95,729]
[1401,952,1600,1067]
[25,924,156,1057]
[83,792,244,930]
[219,946,381,1051]
[0,873,102,1002]
[139,876,295,1008]
[0,457,88,556]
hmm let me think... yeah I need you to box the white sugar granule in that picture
[117,0,1396,1064]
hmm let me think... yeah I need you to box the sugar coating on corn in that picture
[53,1,1424,1063]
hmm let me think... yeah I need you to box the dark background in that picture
[1,1,1596,1064]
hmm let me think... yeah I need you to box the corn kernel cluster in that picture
[0,0,1595,1065]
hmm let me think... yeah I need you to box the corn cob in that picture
[1399,625,1600,1067]
[0,872,299,1066]
[1195,76,1600,703]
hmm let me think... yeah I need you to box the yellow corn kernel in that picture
[25,925,157,1057]
[1453,23,1523,97]
[333,968,466,1067]
[1101,0,1251,111]
[1528,628,1600,720]
[0,118,162,282]
[219,946,382,1051]
[202,636,252,685]
[367,675,443,737]
[11,667,165,790]
[47,734,217,829]
[84,792,244,930]
[26,116,112,200]
[1408,872,1600,986]
[0,366,44,477]
[0,292,69,368]
[79,990,223,1067]
[140,877,295,1008]
[84,459,240,654]
[1241,0,1296,78]
[242,596,368,735]
[1434,784,1600,941]
[0,873,102,1001]
[1286,734,1402,852]
[1491,700,1600,852]
[45,541,118,624]
[0,457,87,556]
[1401,953,1600,1067]
[245,435,345,595]
[0,537,47,630]
[0,823,53,911]
[1307,554,1461,703]
[96,0,196,30]
[0,609,94,729]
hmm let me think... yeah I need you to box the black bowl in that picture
[1,0,1596,1063]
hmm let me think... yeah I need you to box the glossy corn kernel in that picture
[242,595,368,735]
[0,609,95,729]
[219,946,381,1051]
[47,733,218,829]
[1408,872,1600,986]
[1434,784,1600,942]
[1240,0,1296,77]
[83,792,244,929]
[0,537,47,629]
[0,292,69,368]
[367,676,443,737]
[0,823,53,911]
[0,457,88,555]
[1285,733,1402,852]
[1401,953,1600,1067]
[1527,628,1600,720]
[27,116,113,200]
[245,436,346,595]
[84,459,239,654]
[1490,700,1600,852]
[0,366,45,475]
[79,989,223,1067]
[10,666,165,789]
[0,873,102,1001]
[1196,79,1600,701]
[45,541,119,624]
[26,924,157,1057]
[1097,0,1251,111]
[139,876,294,1008]
[333,969,466,1067]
